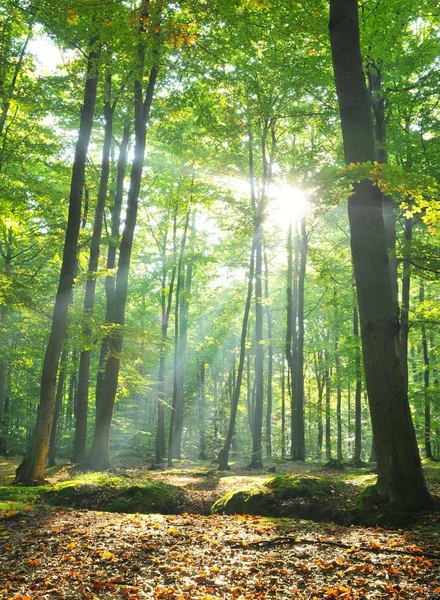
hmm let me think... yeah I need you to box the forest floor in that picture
[1,457,440,599]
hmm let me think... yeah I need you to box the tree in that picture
[328,0,433,507]
[16,39,101,484]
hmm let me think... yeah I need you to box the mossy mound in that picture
[211,474,342,520]
[106,482,185,514]
[42,475,185,514]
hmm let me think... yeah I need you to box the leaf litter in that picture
[1,506,439,599]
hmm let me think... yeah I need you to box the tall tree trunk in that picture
[249,222,264,469]
[367,60,398,308]
[47,347,68,467]
[0,228,12,454]
[352,305,363,465]
[324,347,332,461]
[264,249,273,458]
[168,207,191,465]
[329,0,432,506]
[291,217,307,461]
[155,212,177,462]
[73,74,114,464]
[218,238,256,471]
[15,41,100,484]
[400,217,413,392]
[198,361,207,460]
[314,353,324,460]
[281,363,286,458]
[420,282,433,459]
[83,20,159,471]
[335,332,343,462]
[95,123,131,414]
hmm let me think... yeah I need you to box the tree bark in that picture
[168,206,191,465]
[83,17,159,471]
[73,74,114,464]
[218,238,256,471]
[329,0,432,506]
[264,249,273,458]
[420,282,433,459]
[47,347,68,467]
[352,305,363,465]
[400,217,413,392]
[15,41,100,484]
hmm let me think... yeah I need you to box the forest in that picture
[1,0,440,598]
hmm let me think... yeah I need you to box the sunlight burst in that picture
[268,182,308,230]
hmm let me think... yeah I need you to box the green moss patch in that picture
[211,474,343,520]
[107,482,185,514]
[0,485,48,516]
[42,473,185,514]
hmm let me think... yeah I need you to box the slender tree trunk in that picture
[155,212,177,462]
[15,42,100,484]
[83,22,159,471]
[73,75,114,464]
[168,207,191,464]
[329,0,432,506]
[95,123,131,413]
[0,230,12,454]
[198,361,207,460]
[335,333,343,462]
[400,217,413,392]
[281,363,286,458]
[352,305,363,465]
[249,223,264,469]
[367,60,398,308]
[291,217,307,461]
[324,347,332,461]
[47,347,68,467]
[264,249,273,458]
[420,282,433,459]
[218,238,256,471]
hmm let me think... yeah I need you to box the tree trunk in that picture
[73,74,114,464]
[83,23,159,471]
[218,238,256,471]
[420,282,433,459]
[15,41,100,484]
[367,60,398,308]
[291,217,307,461]
[324,347,332,461]
[95,123,131,414]
[155,211,177,462]
[198,361,207,460]
[329,0,432,506]
[400,217,413,391]
[281,363,286,458]
[47,347,68,467]
[335,332,343,462]
[352,305,363,465]
[264,249,273,459]
[168,207,191,465]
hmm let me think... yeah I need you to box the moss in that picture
[0,485,48,514]
[211,475,341,518]
[42,476,185,514]
[211,488,273,515]
[265,475,338,499]
[107,482,185,514]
